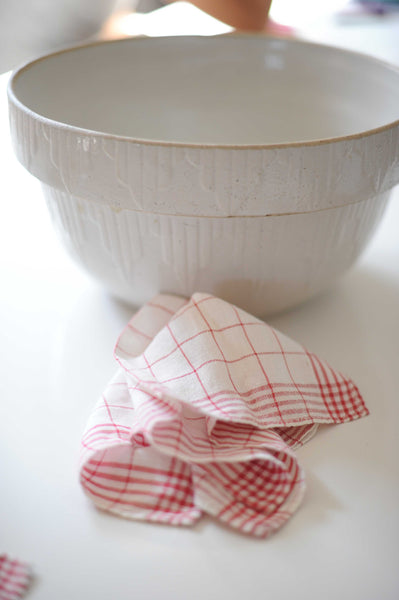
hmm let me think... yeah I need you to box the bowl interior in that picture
[11,36,399,145]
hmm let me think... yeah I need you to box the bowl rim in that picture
[7,34,399,150]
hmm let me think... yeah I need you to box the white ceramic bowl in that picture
[8,36,399,315]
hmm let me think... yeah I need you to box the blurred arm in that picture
[182,0,272,31]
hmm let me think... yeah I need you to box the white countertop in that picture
[1,18,399,600]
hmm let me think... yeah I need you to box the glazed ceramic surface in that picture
[42,184,389,315]
[8,36,399,315]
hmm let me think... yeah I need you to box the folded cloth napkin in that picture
[80,293,368,537]
[0,556,32,600]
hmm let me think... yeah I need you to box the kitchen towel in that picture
[80,293,368,537]
[0,556,32,600]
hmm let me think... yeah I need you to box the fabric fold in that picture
[80,293,368,537]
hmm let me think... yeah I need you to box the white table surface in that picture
[1,18,399,600]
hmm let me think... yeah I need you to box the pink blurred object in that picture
[80,293,368,537]
[265,18,295,36]
[0,556,32,600]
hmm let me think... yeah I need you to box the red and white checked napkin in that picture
[0,556,32,600]
[80,293,368,537]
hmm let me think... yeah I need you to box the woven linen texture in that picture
[80,293,368,537]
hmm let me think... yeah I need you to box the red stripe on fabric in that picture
[92,402,134,412]
[81,436,128,451]
[233,306,287,426]
[166,322,232,419]
[154,421,284,459]
[131,350,314,383]
[215,458,286,511]
[192,394,344,420]
[106,446,136,511]
[205,464,249,519]
[127,368,357,405]
[269,327,313,421]
[192,298,252,415]
[127,323,152,340]
[153,421,282,460]
[146,301,176,315]
[143,351,157,380]
[135,318,307,373]
[276,425,314,447]
[81,448,108,487]
[305,350,336,421]
[148,455,192,519]
[102,394,130,439]
[168,294,213,322]
[229,460,303,536]
[81,436,121,450]
[85,458,193,482]
[83,422,132,436]
[314,356,346,421]
[0,563,17,596]
[81,470,193,500]
[82,467,193,495]
[193,470,231,510]
[0,557,30,599]
[82,477,195,515]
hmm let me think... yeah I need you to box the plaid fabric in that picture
[0,556,31,600]
[80,293,368,537]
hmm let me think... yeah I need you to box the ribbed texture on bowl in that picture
[9,102,399,217]
[42,184,390,315]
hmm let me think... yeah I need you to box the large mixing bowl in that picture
[8,36,399,315]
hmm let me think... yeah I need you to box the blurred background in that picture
[1,0,399,75]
